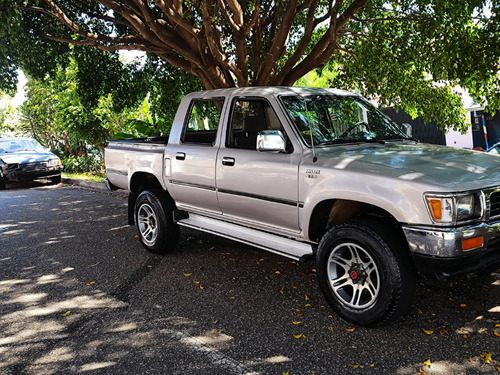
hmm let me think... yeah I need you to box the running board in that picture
[176,213,314,261]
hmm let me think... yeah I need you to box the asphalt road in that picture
[0,181,499,375]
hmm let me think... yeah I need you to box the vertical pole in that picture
[482,114,489,149]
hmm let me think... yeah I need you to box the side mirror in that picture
[401,123,412,137]
[256,130,286,152]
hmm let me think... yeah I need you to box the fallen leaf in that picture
[275,271,281,274]
[292,321,301,325]
[86,281,95,286]
[424,359,431,367]
[440,329,449,335]
[423,329,434,335]
[305,295,309,301]
[460,304,467,308]
[311,268,317,273]
[469,357,473,363]
[370,364,375,368]
[61,311,71,317]
[283,372,289,375]
[305,303,311,307]
[194,281,200,284]
[294,333,305,339]
[494,331,500,337]
[208,246,214,250]
[212,320,218,324]
[199,285,204,290]
[349,364,359,369]
[463,334,468,339]
[183,273,192,277]
[418,369,426,375]
[69,219,74,222]
[279,287,284,294]
[347,328,355,332]
[481,353,492,364]
[417,309,423,315]
[134,235,139,238]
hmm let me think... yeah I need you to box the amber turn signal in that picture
[462,236,483,251]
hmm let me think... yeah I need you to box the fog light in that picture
[462,236,483,251]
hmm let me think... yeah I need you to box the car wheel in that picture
[134,189,179,254]
[316,221,415,326]
[50,175,62,184]
[0,175,5,190]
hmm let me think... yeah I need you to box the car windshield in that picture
[280,94,409,147]
[0,139,47,153]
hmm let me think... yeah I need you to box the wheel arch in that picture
[127,172,173,225]
[307,199,406,245]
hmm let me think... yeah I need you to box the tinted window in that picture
[183,99,224,144]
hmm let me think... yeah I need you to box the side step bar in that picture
[176,213,314,261]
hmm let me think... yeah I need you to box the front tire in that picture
[316,221,415,326]
[134,189,179,254]
[50,175,62,184]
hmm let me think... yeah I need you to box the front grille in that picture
[19,162,47,172]
[489,191,500,219]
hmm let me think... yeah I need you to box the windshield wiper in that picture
[316,139,386,146]
[382,136,420,143]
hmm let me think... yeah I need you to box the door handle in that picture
[222,157,235,166]
[176,152,186,161]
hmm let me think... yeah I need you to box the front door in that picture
[216,98,301,233]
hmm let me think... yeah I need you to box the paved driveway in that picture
[0,182,499,374]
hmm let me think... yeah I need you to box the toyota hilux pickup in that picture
[105,87,500,326]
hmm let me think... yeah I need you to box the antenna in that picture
[302,96,318,163]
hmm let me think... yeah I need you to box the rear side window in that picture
[183,99,224,145]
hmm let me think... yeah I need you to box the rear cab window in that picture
[182,98,225,145]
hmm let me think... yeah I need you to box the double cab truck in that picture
[105,87,500,326]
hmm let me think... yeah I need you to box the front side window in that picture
[227,99,284,149]
[280,95,408,147]
[183,99,224,144]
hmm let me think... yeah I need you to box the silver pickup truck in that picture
[105,87,500,326]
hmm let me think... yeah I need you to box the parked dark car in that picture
[0,138,63,189]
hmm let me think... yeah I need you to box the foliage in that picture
[1,1,499,132]
[62,154,104,175]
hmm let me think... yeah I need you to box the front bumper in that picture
[3,165,63,183]
[403,221,500,277]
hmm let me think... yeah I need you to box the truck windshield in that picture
[280,95,409,147]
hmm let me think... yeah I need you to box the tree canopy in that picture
[1,1,499,130]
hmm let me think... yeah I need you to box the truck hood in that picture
[0,151,58,164]
[314,141,500,191]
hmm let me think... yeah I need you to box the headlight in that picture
[48,158,61,167]
[425,193,482,224]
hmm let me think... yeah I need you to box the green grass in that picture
[62,172,106,183]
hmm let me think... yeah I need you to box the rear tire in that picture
[134,189,179,254]
[0,175,5,190]
[316,221,415,326]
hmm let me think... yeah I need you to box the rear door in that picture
[169,98,225,214]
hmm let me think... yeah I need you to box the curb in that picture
[62,177,109,191]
